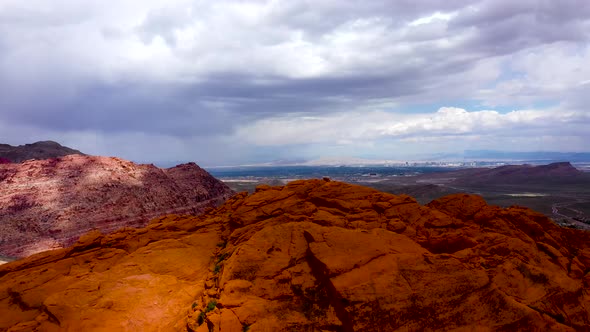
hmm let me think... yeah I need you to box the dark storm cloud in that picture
[132,0,590,120]
[454,0,590,26]
[0,69,425,136]
[0,0,589,163]
[0,80,240,137]
[183,72,423,108]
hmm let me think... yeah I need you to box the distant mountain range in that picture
[463,150,590,162]
[252,151,590,167]
[413,162,590,186]
[0,141,84,163]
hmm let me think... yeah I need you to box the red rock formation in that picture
[0,155,234,258]
[0,180,589,331]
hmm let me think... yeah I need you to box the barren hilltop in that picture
[1,180,588,331]
[0,141,83,163]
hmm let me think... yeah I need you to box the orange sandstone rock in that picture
[0,179,589,331]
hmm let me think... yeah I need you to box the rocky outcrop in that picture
[0,141,83,163]
[0,155,234,258]
[0,179,589,331]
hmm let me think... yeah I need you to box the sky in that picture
[0,0,589,166]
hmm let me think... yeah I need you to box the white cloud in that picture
[477,43,590,107]
[409,11,457,26]
[0,0,498,84]
[235,106,590,148]
[1,0,590,164]
[2,0,587,96]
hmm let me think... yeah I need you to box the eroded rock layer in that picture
[0,155,234,258]
[1,179,589,331]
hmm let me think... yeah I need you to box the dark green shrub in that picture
[216,253,229,264]
[206,300,217,312]
[197,300,218,326]
[197,312,206,326]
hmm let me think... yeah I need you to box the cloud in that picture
[235,107,590,147]
[0,0,589,164]
[477,43,590,107]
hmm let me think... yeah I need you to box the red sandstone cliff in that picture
[0,179,589,331]
[0,154,234,258]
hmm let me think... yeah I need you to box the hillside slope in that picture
[0,179,589,331]
[414,162,589,186]
[0,155,234,258]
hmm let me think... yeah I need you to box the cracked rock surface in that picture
[1,179,590,331]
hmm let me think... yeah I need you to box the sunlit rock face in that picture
[0,154,234,258]
[1,180,589,331]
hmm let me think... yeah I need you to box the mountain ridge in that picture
[0,154,234,258]
[0,141,84,163]
[411,161,589,186]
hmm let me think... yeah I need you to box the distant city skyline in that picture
[1,0,589,165]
